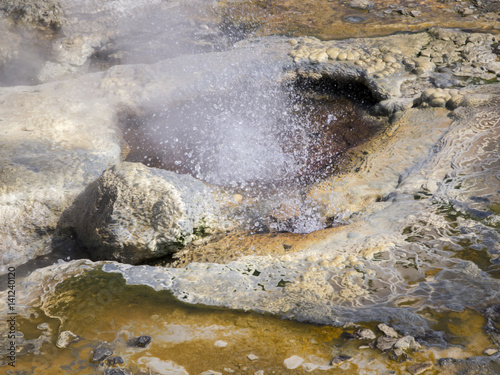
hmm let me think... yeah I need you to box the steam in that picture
[0,0,238,86]
[0,19,51,86]
[107,0,258,66]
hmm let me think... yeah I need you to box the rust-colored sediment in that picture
[169,226,343,267]
[218,0,500,40]
[15,270,496,374]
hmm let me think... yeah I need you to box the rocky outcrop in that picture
[68,162,221,264]
[348,0,374,10]
[1,27,498,271]
[289,28,499,107]
[0,0,64,29]
[289,32,428,100]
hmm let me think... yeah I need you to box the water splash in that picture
[123,81,379,188]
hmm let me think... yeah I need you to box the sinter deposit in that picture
[0,0,499,374]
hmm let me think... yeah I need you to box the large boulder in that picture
[68,162,222,264]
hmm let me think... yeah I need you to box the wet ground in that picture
[9,269,498,375]
[219,0,500,40]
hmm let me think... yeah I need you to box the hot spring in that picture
[1,1,500,375]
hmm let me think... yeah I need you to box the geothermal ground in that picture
[1,0,500,374]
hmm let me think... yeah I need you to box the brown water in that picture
[11,269,496,374]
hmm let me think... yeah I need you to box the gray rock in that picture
[388,348,409,362]
[284,355,304,369]
[484,348,498,356]
[354,328,377,340]
[127,335,152,348]
[373,98,413,116]
[486,62,500,76]
[107,356,125,366]
[378,323,399,338]
[429,97,447,107]
[437,354,500,374]
[330,355,352,365]
[348,0,374,10]
[214,340,227,348]
[55,330,79,348]
[430,72,463,89]
[376,336,398,351]
[91,344,113,363]
[70,162,221,264]
[459,8,474,16]
[447,95,464,109]
[395,8,409,16]
[407,362,433,374]
[394,336,420,350]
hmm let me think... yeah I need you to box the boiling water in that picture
[122,82,379,190]
[121,78,380,233]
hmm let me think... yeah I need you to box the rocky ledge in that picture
[289,27,499,111]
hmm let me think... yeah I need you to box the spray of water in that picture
[125,81,317,187]
[122,73,379,233]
